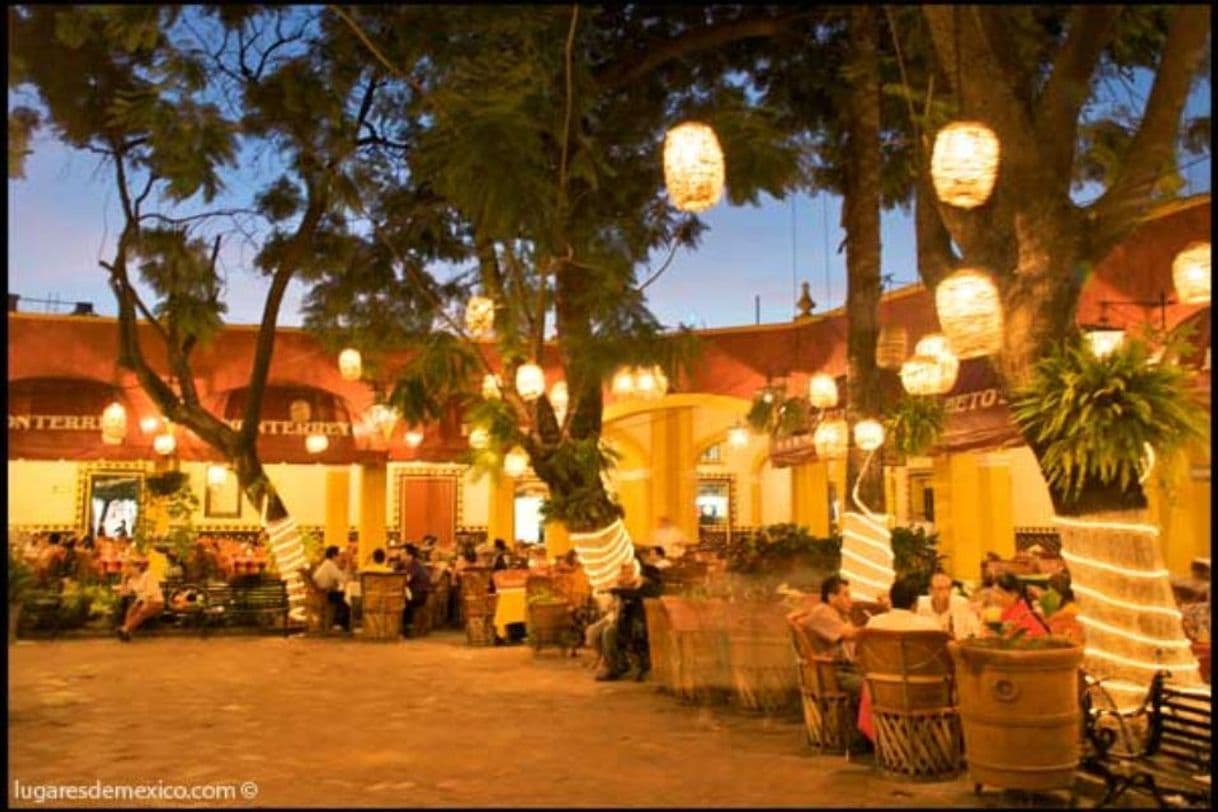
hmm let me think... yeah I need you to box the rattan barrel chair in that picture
[789,620,856,755]
[296,568,336,635]
[855,628,965,781]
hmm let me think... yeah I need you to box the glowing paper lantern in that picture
[635,367,659,399]
[305,433,329,454]
[404,427,424,448]
[931,121,1000,209]
[1084,327,1125,359]
[504,446,529,478]
[900,354,956,396]
[139,415,161,434]
[853,419,885,452]
[153,432,177,456]
[915,333,953,359]
[515,363,545,401]
[207,465,229,487]
[876,324,908,370]
[935,268,1003,358]
[813,419,848,460]
[611,368,635,397]
[468,426,490,450]
[663,122,725,213]
[100,401,127,445]
[465,295,495,336]
[1172,242,1211,304]
[727,423,749,448]
[549,381,569,420]
[338,348,362,381]
[808,373,839,409]
[482,374,502,400]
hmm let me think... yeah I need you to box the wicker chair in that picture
[360,573,409,641]
[525,574,578,654]
[789,620,855,755]
[856,628,964,781]
[296,568,335,635]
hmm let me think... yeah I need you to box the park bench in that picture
[1078,670,1212,808]
[178,580,289,636]
[20,588,65,636]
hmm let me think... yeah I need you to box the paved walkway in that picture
[10,632,1073,808]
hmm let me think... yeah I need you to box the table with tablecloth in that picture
[492,587,526,637]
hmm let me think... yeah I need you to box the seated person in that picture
[989,572,1050,639]
[1043,572,1084,645]
[362,548,394,573]
[595,560,661,681]
[312,545,350,632]
[869,576,942,632]
[786,574,864,698]
[490,538,509,572]
[916,571,982,639]
[116,554,165,642]
[645,545,673,571]
[400,544,432,637]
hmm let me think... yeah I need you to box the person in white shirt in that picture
[653,517,688,560]
[312,545,350,631]
[116,554,164,642]
[915,571,982,639]
[867,577,942,632]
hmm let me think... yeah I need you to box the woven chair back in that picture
[856,629,953,711]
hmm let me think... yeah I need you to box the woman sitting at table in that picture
[989,572,1050,639]
[1042,572,1084,645]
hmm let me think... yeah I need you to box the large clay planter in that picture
[949,641,1084,792]
[662,597,731,704]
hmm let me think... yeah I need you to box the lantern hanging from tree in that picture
[465,295,495,336]
[404,427,424,448]
[663,121,725,213]
[140,415,161,434]
[153,431,177,456]
[338,348,362,381]
[853,419,885,452]
[808,373,839,409]
[305,433,328,454]
[549,381,569,423]
[915,333,961,391]
[469,426,490,450]
[935,268,1003,358]
[515,363,545,401]
[727,421,749,448]
[504,447,529,478]
[876,324,908,370]
[611,367,635,397]
[207,464,229,487]
[100,401,127,445]
[1172,242,1211,305]
[931,121,1000,208]
[482,374,502,400]
[813,419,849,460]
[901,354,954,396]
[1084,326,1125,359]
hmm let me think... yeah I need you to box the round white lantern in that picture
[305,433,329,454]
[404,427,424,448]
[139,415,161,434]
[469,426,490,450]
[813,419,849,460]
[853,419,885,452]
[808,373,839,409]
[1172,242,1211,305]
[549,381,569,413]
[663,121,725,213]
[900,354,956,396]
[611,367,635,398]
[504,447,529,478]
[915,333,952,359]
[1084,327,1125,359]
[935,268,1003,358]
[100,401,127,445]
[338,348,362,381]
[207,464,229,487]
[515,363,545,401]
[482,374,502,400]
[931,121,1001,209]
[876,324,908,370]
[465,295,495,336]
[153,432,177,456]
[727,423,749,448]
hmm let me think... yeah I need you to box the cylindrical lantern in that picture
[808,373,839,409]
[465,295,495,336]
[550,381,569,414]
[611,367,635,398]
[935,268,1003,358]
[1172,242,1211,305]
[931,121,1000,209]
[468,426,490,450]
[139,415,161,434]
[515,363,545,401]
[813,419,849,460]
[504,447,529,478]
[876,324,908,370]
[305,433,328,454]
[915,333,953,359]
[482,374,502,400]
[338,348,362,381]
[153,432,177,456]
[900,354,956,396]
[853,419,885,452]
[100,401,127,445]
[634,366,667,400]
[663,121,725,213]
[727,423,749,448]
[207,465,228,487]
[915,332,960,391]
[1084,327,1125,359]
[404,428,424,448]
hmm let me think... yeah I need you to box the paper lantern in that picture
[611,367,635,397]
[853,419,885,452]
[515,363,545,401]
[808,373,839,409]
[876,324,908,370]
[404,427,424,448]
[813,419,849,460]
[727,423,749,448]
[368,403,398,441]
[468,426,490,450]
[504,447,529,478]
[338,348,362,381]
[100,401,127,445]
[915,333,953,359]
[900,354,955,396]
[305,433,328,454]
[1172,242,1211,305]
[931,121,1000,208]
[207,465,229,487]
[139,415,161,434]
[913,333,960,392]
[1084,327,1125,359]
[634,366,668,400]
[465,295,495,336]
[549,381,569,415]
[482,374,502,400]
[153,432,177,456]
[935,268,1003,358]
[663,121,725,213]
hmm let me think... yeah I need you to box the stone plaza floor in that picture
[9,631,1093,808]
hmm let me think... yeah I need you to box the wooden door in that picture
[400,476,456,548]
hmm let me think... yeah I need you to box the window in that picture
[909,473,935,522]
[696,480,729,526]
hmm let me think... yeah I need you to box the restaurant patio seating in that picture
[297,568,335,634]
[361,572,408,641]
[856,628,964,781]
[789,620,855,755]
[525,574,578,654]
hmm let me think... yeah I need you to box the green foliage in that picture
[884,394,945,458]
[746,392,776,433]
[746,388,813,438]
[536,439,624,530]
[890,525,943,596]
[1011,333,1208,509]
[140,471,199,562]
[388,333,482,425]
[726,524,841,574]
[8,548,35,605]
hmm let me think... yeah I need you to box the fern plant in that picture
[884,394,945,458]
[1010,333,1207,512]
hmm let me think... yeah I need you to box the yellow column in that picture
[325,468,350,553]
[617,473,650,547]
[487,473,516,545]
[544,521,572,559]
[934,452,983,582]
[977,454,1014,569]
[1148,448,1208,576]
[650,407,697,544]
[791,461,830,536]
[358,462,387,566]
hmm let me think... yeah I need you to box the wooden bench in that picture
[1079,670,1212,808]
[198,580,290,636]
[19,588,65,636]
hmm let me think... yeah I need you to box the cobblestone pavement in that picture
[10,632,1078,808]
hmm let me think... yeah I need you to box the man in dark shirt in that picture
[401,544,432,638]
[490,538,509,571]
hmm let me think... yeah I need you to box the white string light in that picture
[1070,582,1183,619]
[1054,515,1160,536]
[1077,614,1194,649]
[1084,646,1200,674]
[841,525,896,559]
[840,546,895,576]
[1059,549,1170,579]
[570,519,639,590]
[1137,442,1156,485]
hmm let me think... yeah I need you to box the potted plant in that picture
[8,548,35,643]
[890,525,944,596]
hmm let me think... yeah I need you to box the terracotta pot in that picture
[949,641,1083,792]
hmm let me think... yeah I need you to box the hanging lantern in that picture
[915,333,952,359]
[1172,242,1211,305]
[935,268,1003,358]
[468,426,490,450]
[369,403,398,441]
[465,295,495,336]
[289,399,312,424]
[482,374,502,400]
[808,373,839,409]
[549,381,569,415]
[504,447,529,478]
[515,363,545,401]
[207,465,229,487]
[139,415,161,434]
[813,419,849,460]
[930,121,1001,208]
[338,348,362,381]
[100,401,127,445]
[653,367,670,397]
[153,432,177,456]
[404,427,424,448]
[611,367,635,398]
[305,433,329,454]
[727,422,749,449]
[914,332,960,391]
[900,354,954,396]
[853,419,885,452]
[876,324,908,370]
[663,121,725,213]
[1084,326,1126,359]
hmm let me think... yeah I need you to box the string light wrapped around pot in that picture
[931,121,1000,208]
[100,401,127,445]
[876,324,908,370]
[465,295,495,336]
[853,419,885,452]
[808,373,839,409]
[504,447,529,478]
[813,419,849,460]
[338,348,362,381]
[515,363,545,401]
[935,268,1003,358]
[663,121,725,213]
[1172,241,1211,304]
